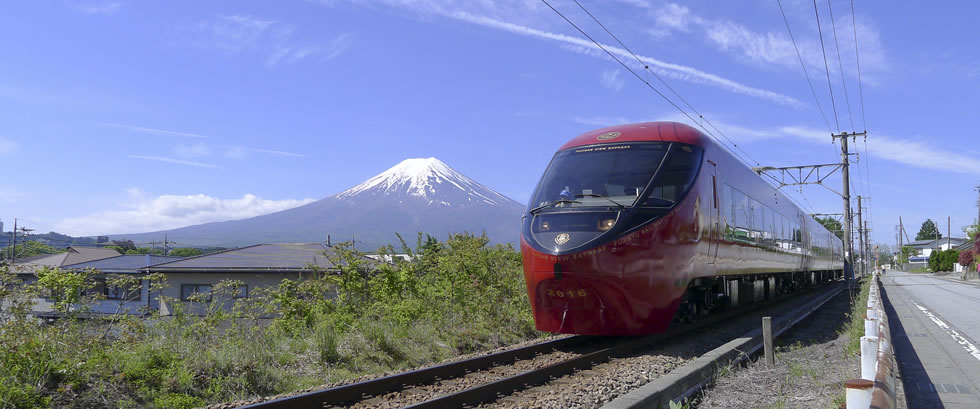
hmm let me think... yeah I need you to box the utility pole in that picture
[865,221,871,273]
[10,218,16,263]
[947,216,951,250]
[833,131,864,292]
[857,196,865,276]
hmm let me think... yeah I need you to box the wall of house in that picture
[157,271,308,315]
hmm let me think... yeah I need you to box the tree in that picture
[1,241,61,261]
[898,246,915,264]
[813,216,843,240]
[916,219,942,241]
[169,248,204,257]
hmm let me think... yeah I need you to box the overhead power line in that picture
[775,0,833,133]
[850,0,867,131]
[812,0,841,133]
[826,0,855,131]
[568,0,760,166]
[538,0,762,167]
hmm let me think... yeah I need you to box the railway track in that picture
[238,281,843,409]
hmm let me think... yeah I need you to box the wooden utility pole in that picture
[947,216,951,250]
[857,196,865,276]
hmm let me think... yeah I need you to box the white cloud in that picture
[56,189,316,236]
[129,155,222,169]
[451,11,802,107]
[174,142,212,158]
[324,33,354,60]
[651,3,886,81]
[107,123,209,138]
[76,2,122,15]
[600,69,624,92]
[190,14,335,67]
[222,146,306,160]
[0,138,16,154]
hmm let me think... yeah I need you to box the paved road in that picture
[882,271,980,408]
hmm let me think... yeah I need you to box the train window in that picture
[528,143,668,210]
[733,189,749,240]
[642,143,703,206]
[751,198,764,243]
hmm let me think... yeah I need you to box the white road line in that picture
[912,301,980,363]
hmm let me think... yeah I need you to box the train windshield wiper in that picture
[575,193,628,210]
[529,199,581,214]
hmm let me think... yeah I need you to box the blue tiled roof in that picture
[63,255,185,273]
[143,243,348,272]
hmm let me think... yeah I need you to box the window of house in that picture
[234,284,248,299]
[106,284,140,301]
[180,284,212,302]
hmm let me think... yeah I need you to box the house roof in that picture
[63,254,185,274]
[906,237,968,249]
[956,240,975,252]
[12,246,121,273]
[142,243,354,272]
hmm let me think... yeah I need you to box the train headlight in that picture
[540,220,551,231]
[597,218,615,232]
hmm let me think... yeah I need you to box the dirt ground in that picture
[695,291,865,409]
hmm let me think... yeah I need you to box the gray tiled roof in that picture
[143,243,350,272]
[63,255,185,273]
[12,246,121,270]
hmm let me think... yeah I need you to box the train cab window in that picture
[528,143,668,210]
[642,144,703,206]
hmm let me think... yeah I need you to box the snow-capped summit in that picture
[337,157,515,206]
[108,157,525,250]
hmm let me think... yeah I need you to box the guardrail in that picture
[844,271,897,409]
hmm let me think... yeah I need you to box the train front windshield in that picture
[526,142,702,251]
[531,142,705,210]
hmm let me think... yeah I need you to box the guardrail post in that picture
[845,379,873,408]
[762,316,774,366]
[861,336,879,380]
[864,317,878,338]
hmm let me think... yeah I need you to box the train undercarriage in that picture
[673,270,844,323]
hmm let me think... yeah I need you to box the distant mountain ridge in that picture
[108,158,525,250]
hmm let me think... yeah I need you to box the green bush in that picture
[0,233,537,408]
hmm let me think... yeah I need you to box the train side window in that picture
[733,189,749,241]
[751,198,764,243]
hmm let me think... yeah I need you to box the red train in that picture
[521,122,844,335]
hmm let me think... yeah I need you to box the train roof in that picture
[558,121,709,151]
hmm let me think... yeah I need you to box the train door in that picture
[707,160,719,264]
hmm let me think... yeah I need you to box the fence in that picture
[844,271,897,408]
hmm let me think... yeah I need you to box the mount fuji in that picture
[108,158,526,249]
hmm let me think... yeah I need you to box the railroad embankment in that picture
[0,233,539,409]
[696,278,873,408]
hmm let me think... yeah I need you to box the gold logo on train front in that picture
[597,131,621,141]
[555,233,570,245]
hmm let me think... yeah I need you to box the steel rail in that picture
[241,279,838,409]
[237,335,590,409]
[403,281,838,409]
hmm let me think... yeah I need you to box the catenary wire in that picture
[538,0,763,167]
[812,0,841,133]
[850,0,867,131]
[568,0,760,166]
[776,0,833,134]
[826,0,855,132]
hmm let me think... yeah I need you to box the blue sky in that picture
[1,0,978,251]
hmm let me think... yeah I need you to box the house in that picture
[905,238,968,262]
[11,246,121,283]
[60,254,185,315]
[140,243,363,315]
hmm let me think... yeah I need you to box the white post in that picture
[865,318,879,338]
[845,379,873,409]
[861,336,880,380]
[867,307,877,320]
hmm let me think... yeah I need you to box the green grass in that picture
[842,276,872,357]
[0,233,540,409]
